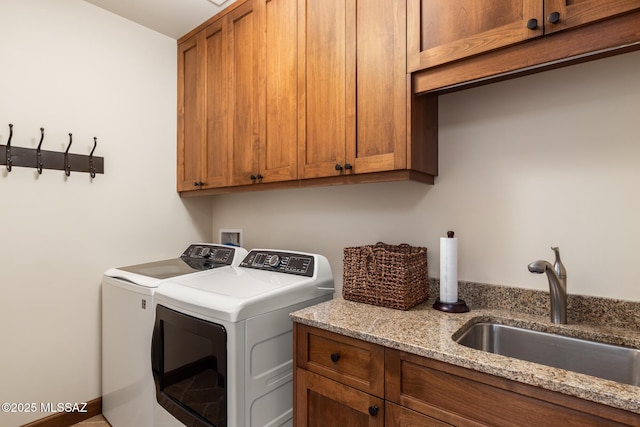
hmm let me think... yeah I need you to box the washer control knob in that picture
[267,255,280,267]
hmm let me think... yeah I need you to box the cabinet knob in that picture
[330,352,340,363]
[194,181,204,188]
[548,11,560,24]
[256,173,263,180]
[344,163,353,170]
[526,18,538,30]
[250,175,257,181]
[335,164,343,171]
[368,405,379,416]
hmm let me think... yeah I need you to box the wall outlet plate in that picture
[219,228,243,247]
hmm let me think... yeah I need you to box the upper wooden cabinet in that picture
[226,1,260,187]
[177,2,250,191]
[255,0,299,184]
[407,0,544,72]
[177,35,206,192]
[299,0,430,179]
[351,0,411,175]
[408,0,640,93]
[178,0,438,195]
[297,0,350,179]
[543,0,640,34]
[408,0,640,73]
[177,0,298,192]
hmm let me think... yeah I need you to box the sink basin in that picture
[455,322,640,386]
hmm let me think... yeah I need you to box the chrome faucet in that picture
[528,247,567,324]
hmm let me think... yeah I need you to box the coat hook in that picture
[36,127,45,174]
[64,133,72,176]
[89,137,97,178]
[6,123,13,172]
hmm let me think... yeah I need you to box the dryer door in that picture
[152,305,227,427]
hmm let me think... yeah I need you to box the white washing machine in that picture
[102,244,248,427]
[151,249,334,427]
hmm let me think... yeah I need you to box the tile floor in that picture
[71,414,111,426]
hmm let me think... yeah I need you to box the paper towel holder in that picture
[433,230,470,313]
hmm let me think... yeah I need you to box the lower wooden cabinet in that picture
[386,402,450,427]
[294,323,640,427]
[296,368,384,427]
[294,323,385,426]
[385,349,639,427]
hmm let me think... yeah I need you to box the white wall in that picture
[212,50,640,302]
[0,1,211,425]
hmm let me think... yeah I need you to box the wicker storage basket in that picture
[342,242,428,310]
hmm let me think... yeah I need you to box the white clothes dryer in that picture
[151,249,334,427]
[102,244,247,427]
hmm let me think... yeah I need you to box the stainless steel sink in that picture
[455,322,640,386]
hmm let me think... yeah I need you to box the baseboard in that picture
[20,397,101,427]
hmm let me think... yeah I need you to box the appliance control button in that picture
[267,255,280,267]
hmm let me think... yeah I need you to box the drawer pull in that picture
[368,405,379,416]
[330,352,341,363]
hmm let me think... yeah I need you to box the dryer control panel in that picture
[180,244,237,269]
[240,250,315,277]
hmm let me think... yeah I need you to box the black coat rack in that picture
[1,124,104,177]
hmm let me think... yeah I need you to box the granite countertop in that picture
[290,295,640,415]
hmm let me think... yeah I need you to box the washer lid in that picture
[104,244,248,288]
[112,257,202,278]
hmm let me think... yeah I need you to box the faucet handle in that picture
[551,246,566,279]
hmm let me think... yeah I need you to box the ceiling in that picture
[83,0,237,39]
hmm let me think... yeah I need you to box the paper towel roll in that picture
[440,235,458,303]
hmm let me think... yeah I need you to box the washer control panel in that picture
[180,244,236,268]
[240,250,315,277]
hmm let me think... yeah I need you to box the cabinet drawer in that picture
[386,401,451,427]
[295,324,384,397]
[385,349,636,427]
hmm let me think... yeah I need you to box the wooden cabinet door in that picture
[543,0,640,34]
[299,0,410,178]
[255,0,298,183]
[296,368,384,427]
[228,1,260,186]
[177,34,204,192]
[178,3,252,192]
[298,0,352,179]
[202,19,230,189]
[350,0,407,174]
[407,0,543,72]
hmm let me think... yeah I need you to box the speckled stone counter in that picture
[290,288,640,416]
